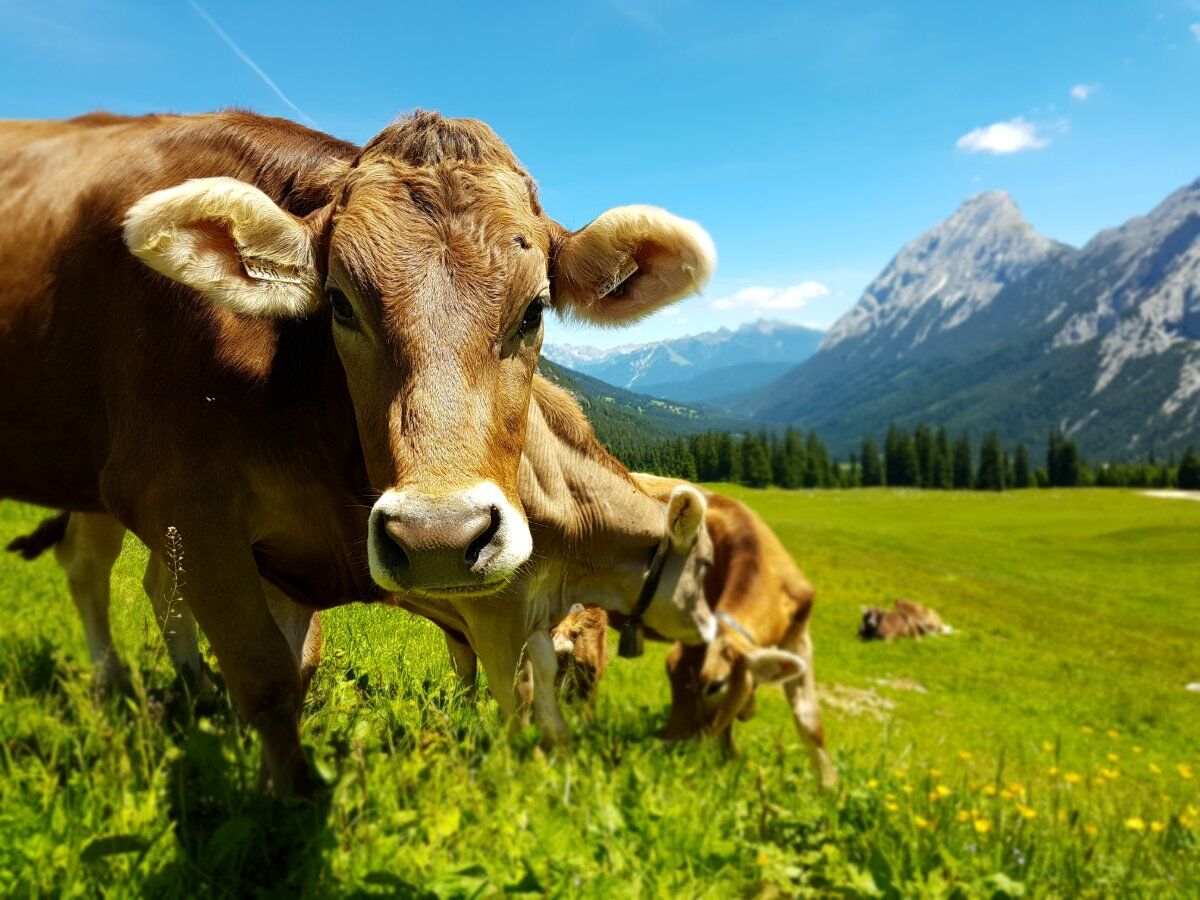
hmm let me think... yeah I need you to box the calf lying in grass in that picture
[858,599,949,641]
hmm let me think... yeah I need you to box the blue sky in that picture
[2,1,1198,349]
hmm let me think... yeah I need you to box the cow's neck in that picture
[517,396,666,572]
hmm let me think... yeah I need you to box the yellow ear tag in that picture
[597,257,639,299]
[241,252,307,286]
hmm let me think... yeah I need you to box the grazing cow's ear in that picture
[666,485,707,551]
[745,648,807,685]
[553,206,715,324]
[123,177,324,318]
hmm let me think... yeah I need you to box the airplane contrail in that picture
[188,0,318,127]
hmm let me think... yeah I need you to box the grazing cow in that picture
[10,378,717,747]
[551,605,609,710]
[0,110,714,790]
[858,600,948,642]
[632,478,836,789]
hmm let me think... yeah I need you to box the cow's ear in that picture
[745,648,807,685]
[667,485,707,551]
[124,177,324,318]
[553,205,715,324]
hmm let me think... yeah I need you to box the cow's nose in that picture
[381,505,497,566]
[368,483,531,594]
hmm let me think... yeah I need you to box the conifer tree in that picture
[976,431,1005,491]
[742,434,773,487]
[1013,443,1032,488]
[860,436,883,486]
[914,424,934,488]
[674,436,698,482]
[932,426,952,489]
[1178,445,1200,491]
[952,434,973,489]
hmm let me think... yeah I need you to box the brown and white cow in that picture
[634,478,837,789]
[858,599,948,641]
[0,110,714,790]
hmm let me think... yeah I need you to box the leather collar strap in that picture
[716,611,758,648]
[618,507,673,659]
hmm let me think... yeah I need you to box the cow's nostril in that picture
[381,519,412,570]
[464,505,502,567]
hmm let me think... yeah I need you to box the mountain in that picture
[736,184,1200,459]
[535,358,743,445]
[544,319,823,402]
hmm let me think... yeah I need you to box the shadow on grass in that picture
[143,726,336,896]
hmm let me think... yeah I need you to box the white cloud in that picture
[955,117,1050,155]
[1191,23,1200,43]
[1070,83,1099,101]
[710,282,830,312]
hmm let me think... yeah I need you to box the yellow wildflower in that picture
[1179,814,1193,829]
[884,801,900,814]
[1047,766,1060,776]
[930,768,943,778]
[958,750,973,762]
[1100,768,1120,780]
[756,852,770,865]
[1106,729,1120,739]
[1179,764,1194,780]
[1149,763,1162,775]
[1150,821,1166,834]
[1017,804,1037,820]
[999,790,1014,801]
[1132,746,1143,755]
[914,815,933,830]
[1083,823,1098,836]
[1082,726,1094,735]
[1063,772,1082,784]
[901,785,913,795]
[969,779,981,791]
[1125,817,1146,832]
[1007,783,1025,795]
[894,768,907,780]
[1042,741,1055,752]
[1107,753,1119,763]
[973,819,992,834]
[956,810,972,822]
[1057,810,1068,823]
[866,779,879,790]
[983,785,998,796]
[935,784,951,799]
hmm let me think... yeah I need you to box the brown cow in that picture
[636,478,836,789]
[0,110,714,790]
[551,604,609,712]
[858,599,948,641]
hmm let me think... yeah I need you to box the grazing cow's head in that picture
[858,606,887,641]
[123,112,715,597]
[637,485,719,646]
[664,631,805,739]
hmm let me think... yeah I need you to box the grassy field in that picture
[1,488,1198,897]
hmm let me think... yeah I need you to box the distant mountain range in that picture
[544,320,823,403]
[535,358,741,446]
[732,182,1200,459]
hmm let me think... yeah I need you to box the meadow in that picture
[0,488,1197,897]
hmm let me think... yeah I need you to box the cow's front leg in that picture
[155,533,314,795]
[526,629,570,747]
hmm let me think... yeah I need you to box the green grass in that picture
[1,489,1198,897]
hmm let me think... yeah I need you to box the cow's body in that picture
[858,599,947,641]
[0,111,715,790]
[642,479,836,789]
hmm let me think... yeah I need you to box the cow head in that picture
[123,112,715,597]
[858,605,887,641]
[665,630,806,738]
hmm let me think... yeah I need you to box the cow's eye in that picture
[327,288,356,326]
[704,678,727,697]
[517,297,545,338]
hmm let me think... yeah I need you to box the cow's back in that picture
[0,112,356,511]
